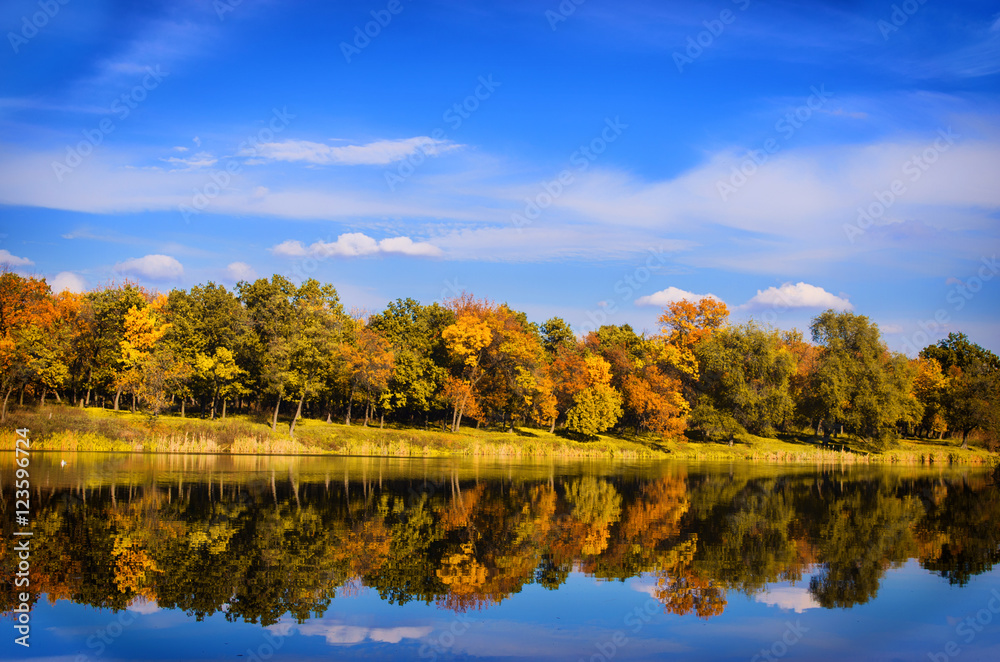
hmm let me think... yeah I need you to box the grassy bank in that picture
[1,405,996,465]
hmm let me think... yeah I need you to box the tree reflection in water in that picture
[2,462,998,625]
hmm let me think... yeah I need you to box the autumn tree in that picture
[441,296,493,432]
[911,357,947,438]
[564,355,623,436]
[655,298,730,384]
[343,322,395,427]
[921,333,1000,449]
[86,282,152,411]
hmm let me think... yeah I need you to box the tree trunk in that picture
[54,390,62,404]
[271,388,283,431]
[363,397,370,427]
[380,412,384,429]
[1,386,12,422]
[181,397,185,418]
[289,393,305,435]
[85,387,91,407]
[961,429,970,450]
[131,393,136,412]
[40,387,47,406]
[113,387,122,411]
[345,385,354,425]
[550,416,556,434]
[221,399,227,419]
[210,387,217,420]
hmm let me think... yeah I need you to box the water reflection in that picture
[2,455,998,628]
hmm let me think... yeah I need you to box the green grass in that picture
[1,404,996,465]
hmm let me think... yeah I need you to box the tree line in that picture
[1,270,998,449]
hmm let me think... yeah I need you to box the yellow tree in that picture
[442,300,493,431]
[912,356,947,438]
[564,355,623,436]
[655,298,729,380]
[117,296,170,412]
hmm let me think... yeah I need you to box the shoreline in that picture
[3,405,997,466]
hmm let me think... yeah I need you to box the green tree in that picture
[693,323,796,440]
[368,298,453,422]
[810,310,915,449]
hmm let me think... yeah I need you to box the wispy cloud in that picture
[162,151,217,170]
[246,137,459,166]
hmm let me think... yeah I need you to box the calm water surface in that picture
[2,453,999,661]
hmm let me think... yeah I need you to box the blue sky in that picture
[1,0,998,353]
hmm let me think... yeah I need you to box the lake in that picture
[3,453,1000,661]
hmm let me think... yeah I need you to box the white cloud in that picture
[377,236,444,257]
[114,254,184,280]
[247,137,459,166]
[126,597,161,615]
[881,323,904,334]
[635,286,721,307]
[50,272,87,293]
[271,233,442,259]
[271,240,308,257]
[163,151,217,170]
[0,249,34,266]
[742,282,852,310]
[226,261,256,281]
[284,622,432,646]
[754,586,820,613]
